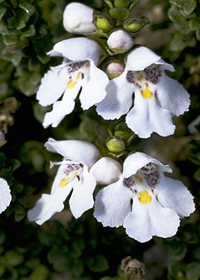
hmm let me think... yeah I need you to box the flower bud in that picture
[107,29,134,53]
[63,3,97,35]
[94,13,113,33]
[124,16,150,33]
[114,122,133,140]
[106,60,125,79]
[114,0,131,8]
[109,7,130,21]
[106,137,125,153]
[129,0,140,11]
[90,157,122,184]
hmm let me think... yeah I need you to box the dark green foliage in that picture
[0,0,199,279]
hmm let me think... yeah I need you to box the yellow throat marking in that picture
[67,71,82,89]
[59,171,80,188]
[141,83,153,99]
[138,190,152,204]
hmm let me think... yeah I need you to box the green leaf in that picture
[167,241,187,261]
[9,158,21,171]
[169,32,196,52]
[0,231,6,245]
[47,248,69,272]
[0,4,6,21]
[182,0,197,15]
[193,246,200,261]
[19,1,35,16]
[194,168,200,181]
[190,17,200,30]
[186,262,200,279]
[168,262,185,280]
[86,254,109,273]
[28,265,49,280]
[3,34,19,46]
[5,250,24,266]
[23,24,36,37]
[15,9,30,30]
[168,5,190,34]
[33,102,50,124]
[0,140,7,148]
[196,28,200,40]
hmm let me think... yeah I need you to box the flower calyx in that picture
[106,136,126,153]
[124,16,150,33]
[93,12,114,35]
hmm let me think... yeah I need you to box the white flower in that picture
[94,152,195,243]
[37,37,109,128]
[63,2,97,35]
[96,46,190,138]
[107,29,134,53]
[27,138,121,225]
[0,178,11,214]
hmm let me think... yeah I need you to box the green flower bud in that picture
[124,16,149,33]
[114,122,133,140]
[104,0,113,8]
[114,0,130,8]
[109,7,130,21]
[106,137,125,153]
[129,0,140,11]
[114,130,131,141]
[94,13,113,33]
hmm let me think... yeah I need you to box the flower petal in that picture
[0,178,11,214]
[27,194,64,225]
[123,152,171,178]
[94,179,132,227]
[80,62,109,110]
[96,72,134,120]
[36,65,68,106]
[126,46,161,71]
[123,197,180,242]
[90,157,122,185]
[43,99,75,128]
[156,176,195,218]
[47,37,104,65]
[69,167,96,218]
[27,187,72,225]
[45,138,101,168]
[157,74,190,116]
[42,81,80,128]
[126,88,175,138]
[155,59,175,72]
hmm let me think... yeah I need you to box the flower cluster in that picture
[28,1,195,243]
[28,139,194,242]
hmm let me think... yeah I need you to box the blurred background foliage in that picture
[0,0,200,279]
